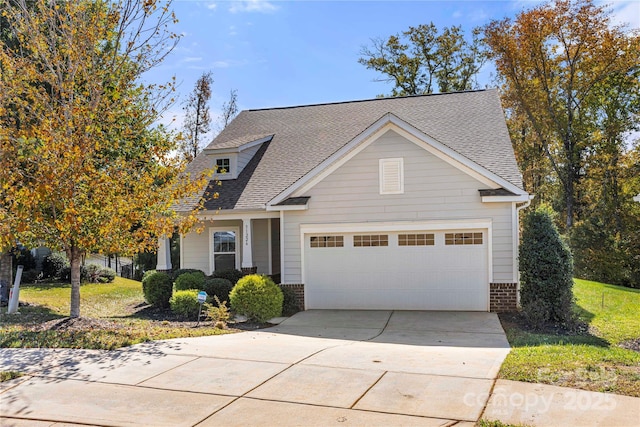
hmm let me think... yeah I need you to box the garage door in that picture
[304,229,488,311]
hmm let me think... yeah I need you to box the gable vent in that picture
[379,158,404,195]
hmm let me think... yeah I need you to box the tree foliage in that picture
[219,88,239,131]
[358,23,486,96]
[0,0,209,317]
[519,206,574,327]
[181,70,213,161]
[483,0,640,229]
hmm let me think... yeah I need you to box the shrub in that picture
[519,206,574,326]
[203,277,233,302]
[174,271,206,291]
[141,269,156,282]
[142,271,173,308]
[20,269,40,284]
[212,269,245,286]
[42,252,69,278]
[85,264,102,283]
[60,265,88,282]
[98,267,116,283]
[206,295,230,328]
[170,290,201,319]
[172,268,205,281]
[229,274,283,322]
[280,286,300,316]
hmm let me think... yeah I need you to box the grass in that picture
[499,279,640,397]
[0,277,232,350]
[0,371,23,382]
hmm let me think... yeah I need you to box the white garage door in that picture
[304,229,488,311]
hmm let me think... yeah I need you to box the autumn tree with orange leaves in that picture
[0,0,210,317]
[483,0,640,230]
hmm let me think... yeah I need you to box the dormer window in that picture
[216,158,230,174]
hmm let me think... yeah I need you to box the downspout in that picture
[514,196,534,307]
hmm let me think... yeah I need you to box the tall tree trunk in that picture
[67,246,83,318]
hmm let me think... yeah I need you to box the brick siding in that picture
[279,284,304,311]
[489,282,518,312]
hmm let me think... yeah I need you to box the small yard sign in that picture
[197,291,207,304]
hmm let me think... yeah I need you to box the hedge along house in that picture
[157,89,532,312]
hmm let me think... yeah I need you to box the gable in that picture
[271,113,525,208]
[301,129,492,205]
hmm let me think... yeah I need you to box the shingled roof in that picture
[180,89,523,212]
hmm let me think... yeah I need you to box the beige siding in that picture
[181,220,242,274]
[283,129,514,283]
[238,145,261,174]
[271,218,281,275]
[252,219,270,274]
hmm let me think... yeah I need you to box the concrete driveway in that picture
[0,310,510,426]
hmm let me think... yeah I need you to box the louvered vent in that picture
[379,158,404,194]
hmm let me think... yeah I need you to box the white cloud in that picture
[183,57,203,63]
[229,0,279,14]
[206,2,217,10]
[604,0,640,30]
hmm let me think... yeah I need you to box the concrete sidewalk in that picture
[1,311,638,426]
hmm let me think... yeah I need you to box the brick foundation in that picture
[279,284,304,311]
[241,267,258,275]
[490,283,518,312]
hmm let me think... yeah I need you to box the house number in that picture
[245,224,249,245]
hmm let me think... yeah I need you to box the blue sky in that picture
[146,0,640,130]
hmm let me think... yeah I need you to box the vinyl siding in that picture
[181,220,242,274]
[283,129,514,283]
[252,218,270,274]
[238,144,262,174]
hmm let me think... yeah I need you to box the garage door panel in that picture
[304,230,488,311]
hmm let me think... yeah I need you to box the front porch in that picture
[157,213,281,277]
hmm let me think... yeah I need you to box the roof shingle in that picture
[180,89,523,212]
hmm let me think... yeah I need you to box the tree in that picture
[0,0,209,318]
[181,71,213,161]
[484,0,640,229]
[519,206,574,327]
[219,89,239,131]
[358,23,486,96]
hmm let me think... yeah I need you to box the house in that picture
[158,89,531,312]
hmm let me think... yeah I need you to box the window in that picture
[216,158,230,174]
[379,158,404,194]
[399,233,435,246]
[310,236,344,248]
[212,230,236,270]
[445,232,483,245]
[354,235,389,247]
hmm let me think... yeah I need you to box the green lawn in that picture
[1,277,232,350]
[499,279,640,397]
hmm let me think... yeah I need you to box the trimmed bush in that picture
[142,271,173,308]
[172,268,205,281]
[98,267,116,283]
[141,269,157,282]
[174,271,206,291]
[85,264,103,283]
[212,269,245,286]
[42,252,69,278]
[170,290,201,319]
[519,206,574,327]
[203,277,233,302]
[280,286,300,316]
[229,274,283,322]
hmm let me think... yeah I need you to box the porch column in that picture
[241,218,256,274]
[156,237,172,272]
